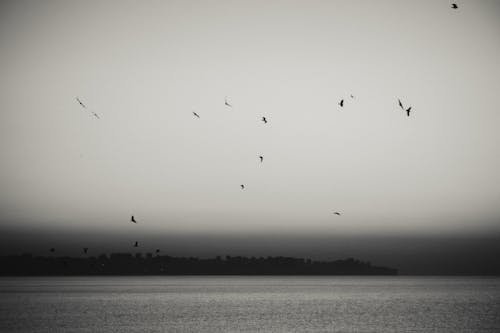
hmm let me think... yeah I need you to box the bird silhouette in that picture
[406,107,412,117]
[76,97,100,119]
[339,99,344,107]
[83,248,88,254]
[49,248,55,253]
[134,241,139,247]
[193,112,200,118]
[262,117,267,124]
[259,155,263,163]
[155,249,160,254]
[225,96,232,107]
[451,3,458,9]
[240,184,245,189]
[131,215,137,223]
[350,94,354,99]
[333,212,341,216]
[76,97,86,108]
[398,98,404,110]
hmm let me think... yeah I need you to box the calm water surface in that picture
[0,276,499,332]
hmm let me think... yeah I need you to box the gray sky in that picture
[1,0,500,248]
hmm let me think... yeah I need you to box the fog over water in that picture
[1,1,500,274]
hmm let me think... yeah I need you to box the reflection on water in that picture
[0,276,499,332]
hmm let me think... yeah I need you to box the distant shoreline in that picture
[0,254,398,276]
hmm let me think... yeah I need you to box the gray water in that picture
[0,276,499,332]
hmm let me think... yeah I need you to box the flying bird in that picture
[350,94,354,99]
[156,249,160,254]
[134,241,139,247]
[193,112,200,118]
[259,155,263,163]
[76,97,86,108]
[398,99,404,110]
[49,248,55,253]
[451,3,458,9]
[131,215,137,223]
[262,117,267,124]
[333,212,341,216]
[406,107,412,117]
[240,184,245,190]
[225,96,232,107]
[339,99,344,107]
[76,97,100,119]
[83,248,88,254]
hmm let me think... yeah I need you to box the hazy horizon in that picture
[1,0,500,274]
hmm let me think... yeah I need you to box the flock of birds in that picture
[69,92,413,254]
[55,2,464,256]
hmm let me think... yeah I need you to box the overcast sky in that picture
[1,0,500,255]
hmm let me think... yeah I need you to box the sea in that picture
[0,276,499,332]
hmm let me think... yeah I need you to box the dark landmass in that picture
[0,253,397,276]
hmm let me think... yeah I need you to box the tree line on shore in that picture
[0,253,397,275]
